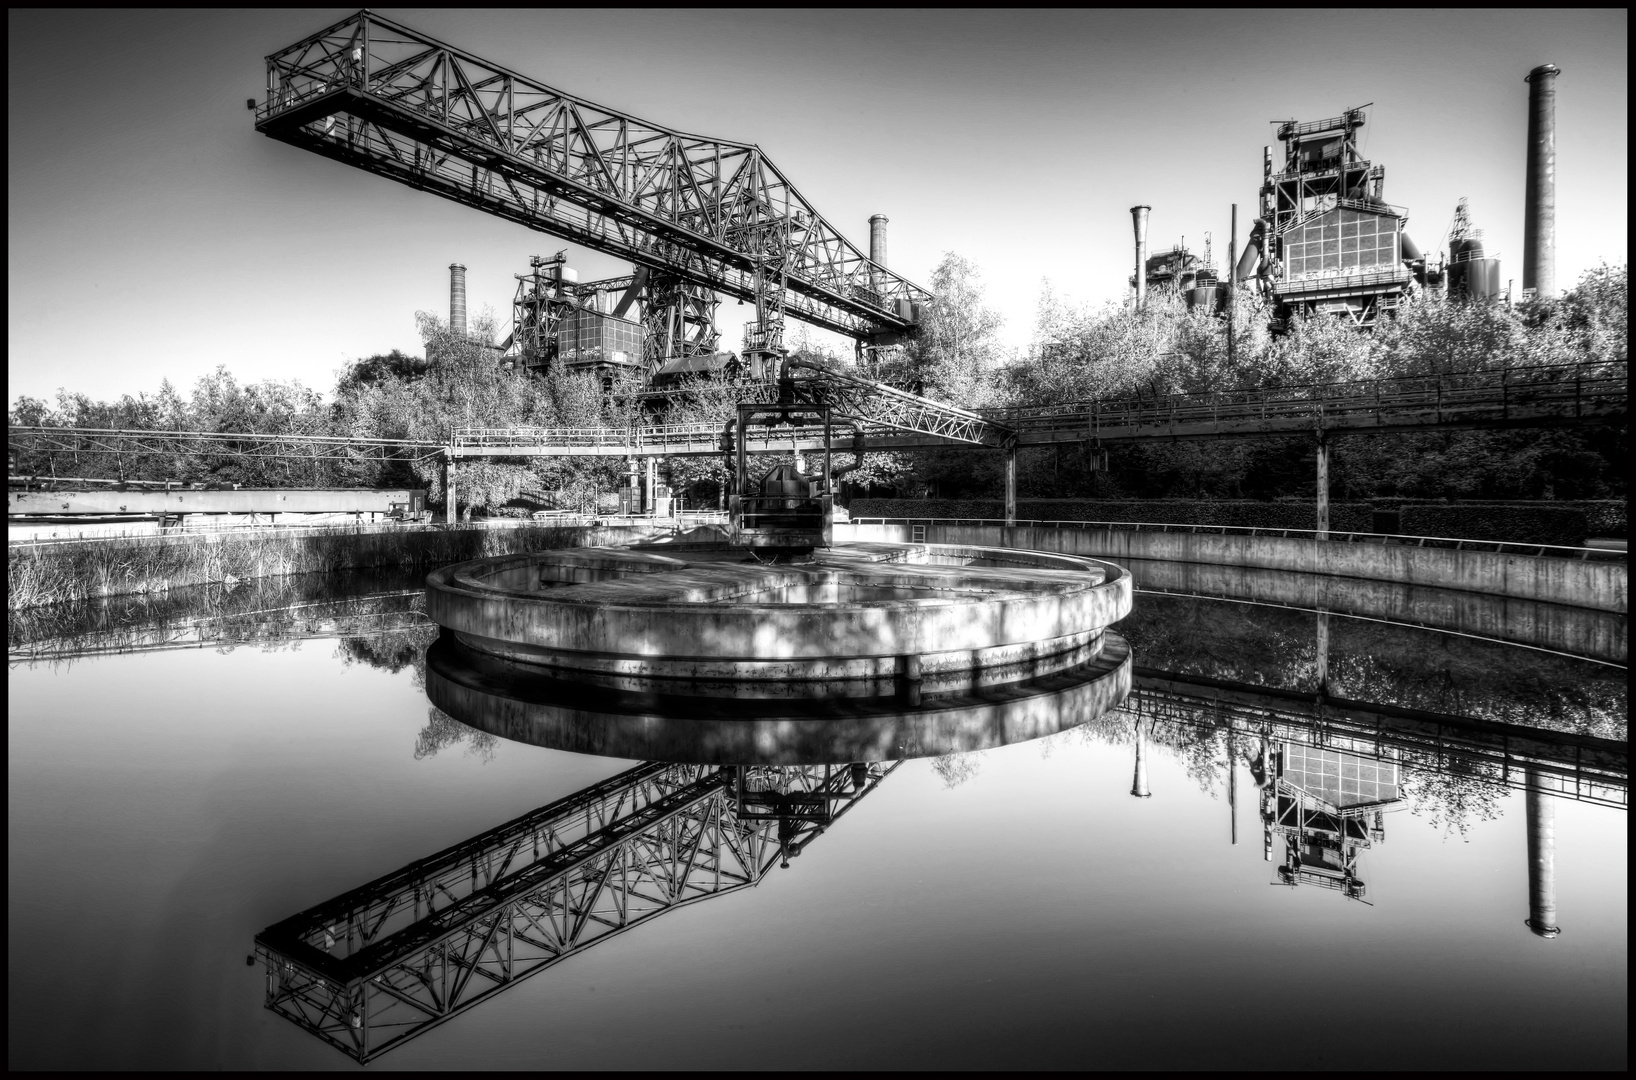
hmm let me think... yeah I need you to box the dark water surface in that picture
[8,566,1627,1070]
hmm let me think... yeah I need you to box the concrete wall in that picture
[838,522,1627,615]
[9,488,423,516]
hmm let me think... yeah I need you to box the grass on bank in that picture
[7,524,591,611]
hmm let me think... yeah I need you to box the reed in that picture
[6,523,623,612]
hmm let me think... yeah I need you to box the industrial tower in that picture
[1236,106,1425,328]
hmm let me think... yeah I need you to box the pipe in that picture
[869,214,888,293]
[449,263,468,339]
[1523,64,1561,298]
[1130,205,1151,310]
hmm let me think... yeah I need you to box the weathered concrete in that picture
[425,542,1134,695]
[425,631,1133,765]
[840,522,1626,616]
[1121,556,1625,663]
[8,488,423,516]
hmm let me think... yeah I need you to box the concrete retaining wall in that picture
[838,522,1627,616]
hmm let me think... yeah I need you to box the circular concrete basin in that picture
[426,541,1133,697]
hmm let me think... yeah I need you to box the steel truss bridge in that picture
[248,673,1625,1062]
[254,760,897,1063]
[7,361,1625,482]
[251,9,930,349]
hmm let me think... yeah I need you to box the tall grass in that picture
[6,523,623,612]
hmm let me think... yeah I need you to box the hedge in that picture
[847,498,1596,546]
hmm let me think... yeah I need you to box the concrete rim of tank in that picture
[424,629,1135,765]
[424,543,1134,674]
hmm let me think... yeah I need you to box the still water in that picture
[8,565,1627,1070]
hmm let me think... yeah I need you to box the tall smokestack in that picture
[869,214,888,292]
[1523,64,1561,299]
[1130,205,1151,310]
[449,263,468,339]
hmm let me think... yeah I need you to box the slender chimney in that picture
[869,214,888,292]
[449,263,468,339]
[1523,64,1561,299]
[1525,767,1560,938]
[1130,717,1152,798]
[1130,205,1151,310]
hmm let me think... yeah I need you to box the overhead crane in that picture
[250,9,932,372]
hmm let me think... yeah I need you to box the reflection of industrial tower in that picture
[1237,107,1423,328]
[1262,741,1403,902]
[1130,716,1153,798]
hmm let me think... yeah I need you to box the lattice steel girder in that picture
[256,760,897,1062]
[253,10,932,342]
[783,362,1014,447]
[258,772,768,1062]
[7,426,440,464]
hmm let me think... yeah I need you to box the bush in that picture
[1399,505,1588,547]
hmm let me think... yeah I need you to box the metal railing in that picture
[846,517,1622,561]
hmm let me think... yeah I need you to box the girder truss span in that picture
[253,11,930,341]
[256,761,895,1062]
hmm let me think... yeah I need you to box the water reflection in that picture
[252,759,898,1064]
[7,567,1625,1066]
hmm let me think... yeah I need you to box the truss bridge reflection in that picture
[253,759,896,1064]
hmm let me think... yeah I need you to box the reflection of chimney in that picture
[449,263,468,338]
[869,214,888,292]
[1130,206,1151,310]
[1523,64,1561,298]
[1525,767,1560,938]
[1130,717,1152,798]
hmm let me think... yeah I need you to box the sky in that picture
[7,8,1628,405]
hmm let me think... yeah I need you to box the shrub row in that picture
[847,498,1594,547]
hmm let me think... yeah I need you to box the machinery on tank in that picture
[725,401,833,554]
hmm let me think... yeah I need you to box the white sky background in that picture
[7,8,1628,403]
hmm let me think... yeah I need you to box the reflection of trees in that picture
[1398,753,1505,839]
[930,751,984,788]
[1325,619,1625,739]
[413,707,497,763]
[1118,594,1627,741]
[335,622,439,689]
[1117,596,1320,691]
[9,570,429,661]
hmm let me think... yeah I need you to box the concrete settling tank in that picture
[424,540,1134,762]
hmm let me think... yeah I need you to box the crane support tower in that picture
[1236,107,1424,328]
[251,10,929,381]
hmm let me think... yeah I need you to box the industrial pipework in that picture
[449,263,468,339]
[1523,64,1561,299]
[1130,205,1151,311]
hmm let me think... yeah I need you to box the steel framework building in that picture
[1238,107,1421,327]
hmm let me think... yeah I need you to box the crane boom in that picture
[252,9,930,340]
